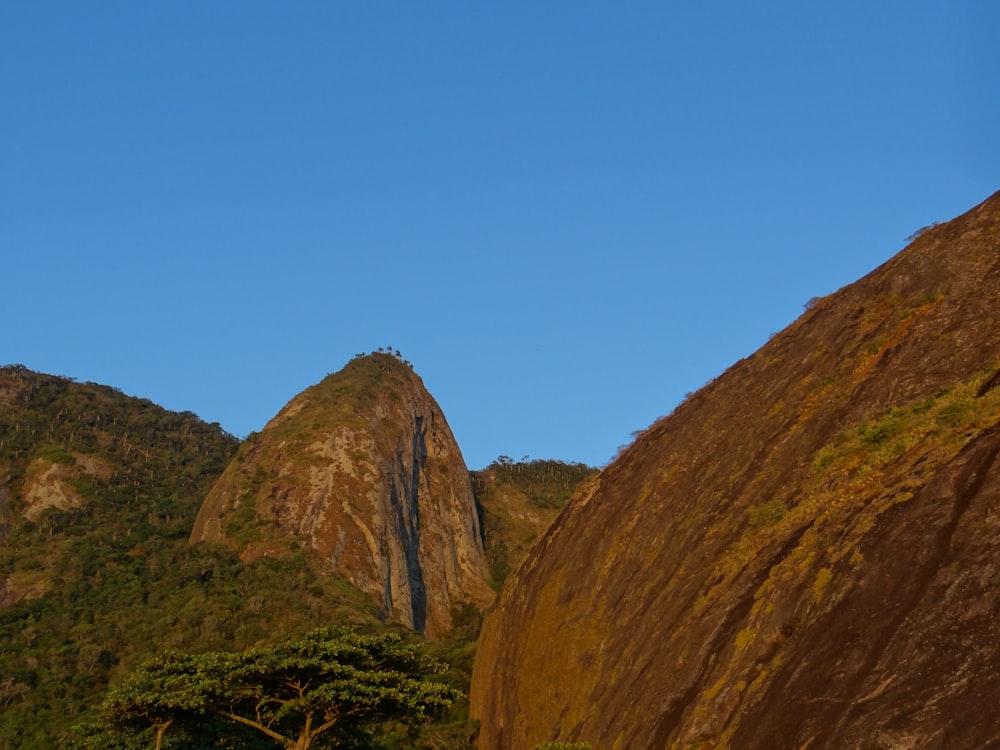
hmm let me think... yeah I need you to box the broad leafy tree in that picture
[100,651,229,749]
[100,626,460,749]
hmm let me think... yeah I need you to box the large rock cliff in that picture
[190,353,492,638]
[471,190,1000,748]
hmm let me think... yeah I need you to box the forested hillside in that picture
[0,367,383,747]
[0,363,592,748]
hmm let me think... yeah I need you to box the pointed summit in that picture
[191,353,492,637]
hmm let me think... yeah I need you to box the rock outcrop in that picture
[190,353,493,638]
[471,190,1000,748]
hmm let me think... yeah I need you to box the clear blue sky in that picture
[3,3,997,469]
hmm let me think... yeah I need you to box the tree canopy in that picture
[97,626,460,749]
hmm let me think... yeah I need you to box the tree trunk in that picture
[293,713,314,749]
[154,718,172,750]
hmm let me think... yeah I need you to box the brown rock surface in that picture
[471,190,1000,748]
[190,353,493,638]
[20,454,109,521]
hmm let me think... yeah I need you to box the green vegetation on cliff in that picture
[472,458,597,589]
[0,363,510,748]
[0,367,385,748]
[478,456,596,510]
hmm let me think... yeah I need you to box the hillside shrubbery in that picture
[0,366,494,748]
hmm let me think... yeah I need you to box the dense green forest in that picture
[0,367,445,748]
[0,366,591,748]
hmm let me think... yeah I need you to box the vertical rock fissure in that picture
[404,415,427,632]
[189,353,492,638]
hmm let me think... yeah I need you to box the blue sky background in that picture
[3,2,997,469]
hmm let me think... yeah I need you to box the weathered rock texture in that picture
[20,454,110,521]
[190,353,493,638]
[471,190,1000,748]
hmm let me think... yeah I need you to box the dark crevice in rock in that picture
[976,369,1000,398]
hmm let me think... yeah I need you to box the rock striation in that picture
[471,190,1000,748]
[190,353,493,638]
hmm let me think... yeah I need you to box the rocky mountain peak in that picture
[190,352,493,638]
[470,190,1000,748]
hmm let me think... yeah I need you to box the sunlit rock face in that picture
[191,353,493,638]
[471,190,1000,749]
